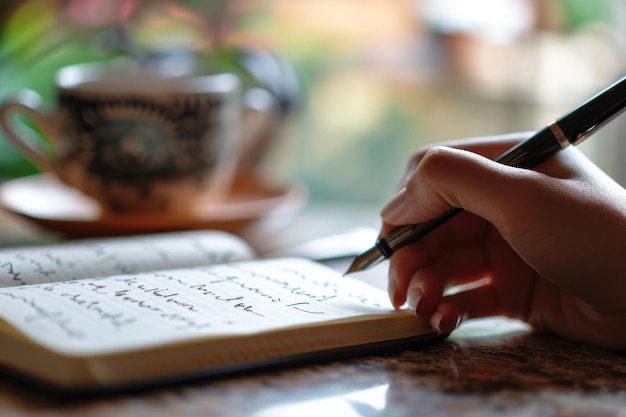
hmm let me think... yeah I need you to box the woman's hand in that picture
[381,133,626,349]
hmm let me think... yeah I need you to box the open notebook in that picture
[0,231,442,393]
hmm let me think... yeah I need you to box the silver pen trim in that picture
[548,121,570,149]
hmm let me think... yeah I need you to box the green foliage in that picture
[560,0,613,31]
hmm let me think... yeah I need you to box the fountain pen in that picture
[345,74,626,275]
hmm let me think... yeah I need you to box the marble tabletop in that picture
[1,316,626,417]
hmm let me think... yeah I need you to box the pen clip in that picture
[573,107,626,146]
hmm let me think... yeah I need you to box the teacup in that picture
[0,61,276,215]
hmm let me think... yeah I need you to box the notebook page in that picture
[0,231,254,288]
[0,258,395,355]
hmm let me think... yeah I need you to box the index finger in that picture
[398,132,532,190]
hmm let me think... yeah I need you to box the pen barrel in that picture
[379,208,463,256]
[495,127,564,169]
[558,75,626,141]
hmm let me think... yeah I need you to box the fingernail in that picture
[388,271,397,308]
[431,309,444,333]
[381,187,407,222]
[407,285,423,312]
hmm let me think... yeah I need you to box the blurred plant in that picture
[0,0,295,179]
[559,0,613,31]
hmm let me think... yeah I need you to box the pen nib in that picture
[343,246,385,276]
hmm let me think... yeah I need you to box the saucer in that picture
[0,173,307,238]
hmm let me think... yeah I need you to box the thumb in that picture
[381,146,533,227]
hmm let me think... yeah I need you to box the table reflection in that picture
[252,384,389,417]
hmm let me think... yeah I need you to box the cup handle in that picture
[0,90,57,172]
[239,87,278,169]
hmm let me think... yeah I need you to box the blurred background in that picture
[1,0,624,211]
